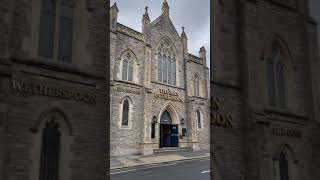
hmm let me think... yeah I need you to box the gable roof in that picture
[151,14,181,40]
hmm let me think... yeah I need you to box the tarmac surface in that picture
[110,149,210,169]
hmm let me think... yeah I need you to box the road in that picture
[111,158,210,180]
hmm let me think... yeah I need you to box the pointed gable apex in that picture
[151,15,181,40]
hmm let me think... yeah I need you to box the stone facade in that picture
[110,1,210,156]
[212,0,320,180]
[0,0,108,180]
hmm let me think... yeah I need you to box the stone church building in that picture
[110,1,210,156]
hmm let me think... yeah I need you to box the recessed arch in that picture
[31,107,72,136]
[273,144,297,163]
[157,103,179,125]
[119,95,133,104]
[118,95,134,129]
[261,34,294,65]
[118,49,139,65]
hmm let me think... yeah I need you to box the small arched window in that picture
[121,51,134,82]
[279,152,289,180]
[39,117,60,180]
[196,110,202,129]
[266,42,287,108]
[38,0,74,62]
[122,99,129,126]
[157,38,176,86]
[193,74,201,97]
[194,78,200,97]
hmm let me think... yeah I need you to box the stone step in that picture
[153,147,193,154]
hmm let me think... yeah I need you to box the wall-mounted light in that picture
[181,118,185,125]
[152,116,157,123]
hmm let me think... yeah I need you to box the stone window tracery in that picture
[157,38,176,86]
[120,50,138,83]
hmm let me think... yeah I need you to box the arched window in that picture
[157,38,176,85]
[265,42,287,108]
[38,0,73,62]
[38,0,55,58]
[193,74,201,97]
[279,152,289,180]
[121,51,135,82]
[122,99,129,126]
[39,117,60,180]
[196,110,202,129]
[194,78,200,97]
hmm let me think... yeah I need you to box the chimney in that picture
[199,46,206,66]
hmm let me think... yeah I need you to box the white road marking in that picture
[201,170,210,174]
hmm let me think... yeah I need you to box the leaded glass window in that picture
[267,61,276,107]
[121,52,134,81]
[122,60,128,80]
[266,44,287,109]
[58,0,73,62]
[157,39,176,85]
[39,118,60,180]
[194,77,200,97]
[122,99,129,126]
[277,63,286,108]
[38,0,55,58]
[38,0,73,62]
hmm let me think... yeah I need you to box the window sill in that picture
[113,80,144,87]
[119,126,131,129]
[191,96,208,101]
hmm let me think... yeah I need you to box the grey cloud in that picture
[110,0,210,67]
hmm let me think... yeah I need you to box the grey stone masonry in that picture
[0,0,108,180]
[212,0,320,180]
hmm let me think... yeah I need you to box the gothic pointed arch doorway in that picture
[159,110,179,148]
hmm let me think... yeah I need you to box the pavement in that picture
[110,157,210,180]
[110,149,210,172]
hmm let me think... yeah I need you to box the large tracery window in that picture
[39,118,60,180]
[38,0,74,62]
[266,43,287,109]
[157,39,176,86]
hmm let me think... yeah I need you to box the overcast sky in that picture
[110,0,210,67]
